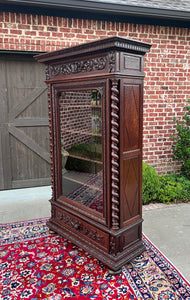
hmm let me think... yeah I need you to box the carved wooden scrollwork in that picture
[49,57,107,78]
[83,226,105,245]
[108,51,116,73]
[57,210,82,231]
[110,236,117,255]
[110,79,120,230]
[46,65,50,80]
[55,209,105,246]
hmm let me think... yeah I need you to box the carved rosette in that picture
[110,79,120,230]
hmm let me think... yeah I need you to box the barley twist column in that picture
[111,79,120,230]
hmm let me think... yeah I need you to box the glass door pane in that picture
[59,89,103,214]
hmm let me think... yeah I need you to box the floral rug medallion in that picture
[0,218,189,299]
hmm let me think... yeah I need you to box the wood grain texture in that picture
[0,60,12,189]
[0,58,50,190]
[36,37,151,272]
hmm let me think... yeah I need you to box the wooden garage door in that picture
[0,54,51,190]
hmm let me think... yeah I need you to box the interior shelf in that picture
[62,129,102,137]
[59,104,101,108]
[68,154,102,164]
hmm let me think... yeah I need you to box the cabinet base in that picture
[47,218,146,273]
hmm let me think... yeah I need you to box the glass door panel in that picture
[59,89,103,214]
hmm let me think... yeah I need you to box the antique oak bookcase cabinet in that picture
[36,36,151,273]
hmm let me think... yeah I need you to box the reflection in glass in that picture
[59,89,103,214]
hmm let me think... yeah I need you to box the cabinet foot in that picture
[108,268,122,275]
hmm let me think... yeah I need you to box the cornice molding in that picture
[36,36,151,64]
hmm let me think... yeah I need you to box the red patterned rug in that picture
[0,218,190,299]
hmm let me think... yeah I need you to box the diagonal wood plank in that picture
[9,86,47,121]
[8,124,51,164]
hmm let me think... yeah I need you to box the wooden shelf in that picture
[60,104,101,108]
[62,174,103,192]
[62,129,102,137]
[69,154,102,165]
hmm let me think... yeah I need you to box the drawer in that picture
[54,206,109,252]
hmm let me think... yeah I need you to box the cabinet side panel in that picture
[121,156,141,223]
[120,79,143,227]
[123,84,140,151]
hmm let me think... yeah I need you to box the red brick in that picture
[1,12,190,174]
[60,28,71,33]
[38,31,50,37]
[32,15,38,25]
[51,32,63,38]
[25,31,36,36]
[10,29,22,35]
[64,33,75,38]
[37,15,42,25]
[4,12,9,22]
[47,26,58,31]
[0,12,4,22]
[16,13,21,23]
[1,29,8,34]
[34,25,45,31]
[18,24,30,29]
[53,17,57,27]
[10,12,16,23]
[27,15,32,24]
[43,15,48,25]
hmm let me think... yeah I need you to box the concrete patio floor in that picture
[0,186,189,282]
[143,203,190,283]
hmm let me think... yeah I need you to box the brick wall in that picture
[1,11,190,174]
[59,90,92,150]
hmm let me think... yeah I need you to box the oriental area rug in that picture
[0,218,190,300]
